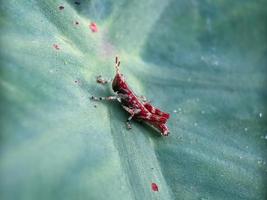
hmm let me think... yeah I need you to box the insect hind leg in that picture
[143,103,170,119]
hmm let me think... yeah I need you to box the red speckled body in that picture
[112,57,170,136]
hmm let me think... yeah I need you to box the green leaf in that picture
[1,0,267,199]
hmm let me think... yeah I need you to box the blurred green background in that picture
[0,0,267,199]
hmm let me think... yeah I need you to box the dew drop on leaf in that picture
[257,160,263,165]
[213,60,219,66]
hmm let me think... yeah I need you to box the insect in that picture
[91,56,170,136]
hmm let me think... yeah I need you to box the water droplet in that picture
[194,122,198,127]
[213,60,219,66]
[259,113,263,118]
[244,128,248,132]
[178,107,182,112]
[201,110,205,114]
[246,146,249,149]
[173,110,177,113]
[58,5,64,10]
[257,160,263,165]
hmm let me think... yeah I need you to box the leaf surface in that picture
[0,0,267,200]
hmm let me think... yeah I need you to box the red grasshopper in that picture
[91,56,170,136]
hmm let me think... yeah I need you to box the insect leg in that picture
[137,113,168,124]
[145,121,170,136]
[115,56,121,73]
[126,115,134,129]
[143,103,170,119]
[158,123,169,136]
[90,95,119,101]
[122,106,141,130]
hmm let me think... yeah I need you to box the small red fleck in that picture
[59,6,64,10]
[151,183,159,192]
[90,22,98,32]
[75,21,79,25]
[53,44,60,50]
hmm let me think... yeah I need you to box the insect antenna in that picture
[115,56,121,74]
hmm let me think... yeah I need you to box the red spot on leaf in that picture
[59,6,64,10]
[53,44,60,50]
[151,183,159,192]
[90,22,98,32]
